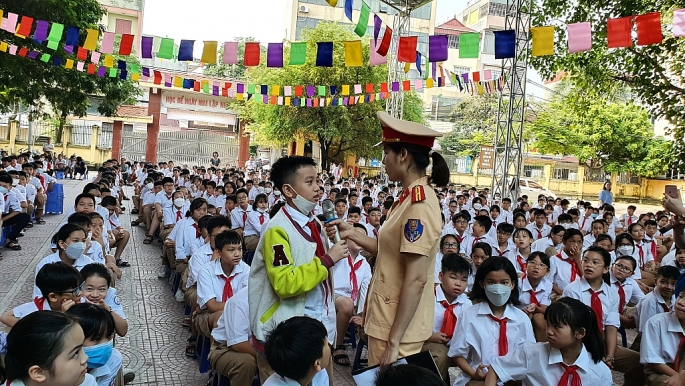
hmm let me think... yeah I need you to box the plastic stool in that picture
[198,334,212,373]
[352,336,367,371]
[55,170,65,179]
[0,226,11,245]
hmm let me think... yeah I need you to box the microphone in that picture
[321,199,341,243]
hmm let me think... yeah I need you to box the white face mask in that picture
[265,188,272,194]
[11,178,18,186]
[95,197,102,205]
[258,187,265,193]
[616,245,634,256]
[473,203,482,210]
[485,284,512,307]
[146,183,153,190]
[287,185,317,215]
[174,198,185,208]
[561,223,571,229]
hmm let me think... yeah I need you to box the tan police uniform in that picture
[364,112,443,366]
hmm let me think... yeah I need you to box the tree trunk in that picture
[319,137,329,173]
[56,113,66,144]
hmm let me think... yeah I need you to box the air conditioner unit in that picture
[299,5,309,13]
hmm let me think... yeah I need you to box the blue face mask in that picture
[84,339,114,369]
[591,213,598,219]
[0,186,7,195]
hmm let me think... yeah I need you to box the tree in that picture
[439,94,499,158]
[233,21,426,169]
[0,0,141,138]
[203,37,262,79]
[529,0,685,165]
[528,91,670,178]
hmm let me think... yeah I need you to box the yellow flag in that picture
[477,82,484,95]
[173,77,182,88]
[272,85,280,96]
[0,42,7,52]
[326,97,332,105]
[104,55,114,68]
[531,26,555,56]
[65,59,74,69]
[285,97,291,106]
[201,41,218,64]
[344,41,362,67]
[83,29,99,51]
[325,0,338,6]
[404,62,410,73]
[237,93,244,101]
[426,78,434,89]
[342,85,350,95]
[132,73,140,82]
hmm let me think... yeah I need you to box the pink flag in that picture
[483,69,492,80]
[414,79,423,90]
[1,13,18,33]
[223,42,238,64]
[8,44,17,55]
[567,22,592,53]
[284,86,292,96]
[77,61,85,71]
[369,39,386,66]
[674,9,685,37]
[100,32,115,54]
[91,51,101,64]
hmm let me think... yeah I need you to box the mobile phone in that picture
[665,185,679,199]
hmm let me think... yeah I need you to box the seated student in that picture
[100,196,131,268]
[160,191,187,271]
[448,257,535,386]
[621,205,639,227]
[492,223,515,258]
[604,211,618,240]
[87,212,121,281]
[131,177,153,218]
[0,262,82,326]
[639,273,685,386]
[434,226,459,271]
[526,209,551,241]
[375,364,445,386]
[263,316,331,386]
[608,255,645,331]
[518,252,552,342]
[485,297,612,386]
[207,204,218,216]
[331,223,372,366]
[222,194,237,217]
[138,180,162,229]
[583,220,606,250]
[209,286,257,386]
[459,215,496,258]
[146,177,175,244]
[549,228,584,298]
[563,246,645,386]
[4,311,98,386]
[663,246,685,274]
[629,222,657,284]
[507,228,533,276]
[80,263,128,337]
[229,188,252,237]
[635,265,679,339]
[34,224,94,298]
[244,193,269,252]
[532,224,565,256]
[423,253,471,382]
[169,198,208,279]
[644,219,668,262]
[0,172,30,250]
[345,206,362,225]
[443,211,471,242]
[486,205,502,240]
[466,242,492,293]
[365,207,381,239]
[194,230,250,340]
[66,303,123,386]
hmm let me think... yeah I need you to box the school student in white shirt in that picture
[506,228,533,276]
[230,188,252,236]
[531,224,565,255]
[486,297,613,386]
[331,224,372,367]
[527,209,551,240]
[608,255,645,332]
[518,251,553,342]
[244,193,269,252]
[424,254,472,382]
[549,228,584,298]
[639,274,685,386]
[635,265,679,336]
[563,246,645,386]
[448,257,535,386]
[628,222,657,286]
[459,215,497,258]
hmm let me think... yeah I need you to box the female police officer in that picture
[326,111,450,367]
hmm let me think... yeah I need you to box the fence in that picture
[98,123,113,149]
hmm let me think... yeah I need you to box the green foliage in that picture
[439,94,499,158]
[232,21,425,169]
[0,0,141,121]
[528,87,670,177]
[529,0,685,167]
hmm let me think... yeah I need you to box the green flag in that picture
[318,86,326,96]
[354,2,371,37]
[290,42,307,65]
[248,84,256,95]
[158,38,175,59]
[459,33,480,59]
[109,68,117,77]
[40,54,51,63]
[47,23,64,42]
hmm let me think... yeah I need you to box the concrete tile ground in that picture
[0,179,634,385]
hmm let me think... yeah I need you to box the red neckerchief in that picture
[33,296,45,310]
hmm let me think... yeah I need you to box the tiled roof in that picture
[435,17,475,35]
[116,105,149,118]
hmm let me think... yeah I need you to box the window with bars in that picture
[448,35,459,49]
[488,2,507,17]
[454,66,471,75]
[115,19,132,34]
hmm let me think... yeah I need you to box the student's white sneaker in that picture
[175,289,184,303]
[157,265,170,278]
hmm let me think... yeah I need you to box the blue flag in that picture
[345,0,353,21]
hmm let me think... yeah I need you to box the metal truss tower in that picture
[381,0,432,119]
[491,0,531,201]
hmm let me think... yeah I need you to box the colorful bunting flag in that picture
[607,17,632,48]
[494,30,516,59]
[83,29,99,51]
[674,9,685,37]
[223,42,238,64]
[34,20,49,41]
[530,26,555,56]
[47,22,63,43]
[1,12,18,34]
[65,26,79,47]
[374,15,382,42]
[344,40,362,67]
[398,36,417,62]
[326,0,338,6]
[636,12,662,46]
[16,16,33,38]
[178,40,195,61]
[290,42,307,65]
[244,42,261,66]
[201,41,218,64]
[119,34,134,56]
[158,37,175,59]
[344,0,353,21]
[459,33,480,58]
[316,42,333,67]
[141,36,153,59]
[354,2,371,37]
[567,22,592,53]
[267,43,284,67]
[429,35,448,62]
[377,26,392,56]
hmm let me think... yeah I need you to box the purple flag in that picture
[97,66,106,77]
[263,95,268,104]
[237,83,244,93]
[391,82,400,92]
[343,97,349,105]
[267,43,284,68]
[142,67,150,77]
[141,37,153,59]
[429,35,448,62]
[307,98,313,107]
[213,86,219,96]
[64,45,74,55]
[28,51,39,59]
[34,20,49,41]
[374,15,382,42]
[307,86,315,97]
[432,62,437,81]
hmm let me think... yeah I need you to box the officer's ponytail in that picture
[387,143,450,188]
[429,151,450,187]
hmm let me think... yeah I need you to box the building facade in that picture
[98,0,145,54]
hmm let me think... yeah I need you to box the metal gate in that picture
[121,130,239,167]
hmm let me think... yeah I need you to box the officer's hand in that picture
[324,219,355,241]
[327,240,349,263]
